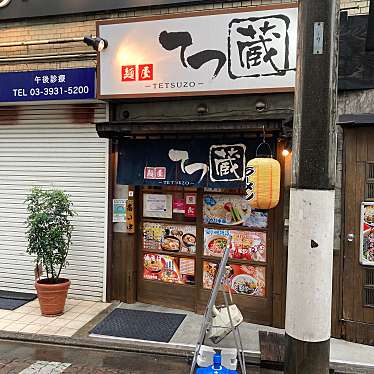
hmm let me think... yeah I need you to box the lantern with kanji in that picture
[245,143,281,210]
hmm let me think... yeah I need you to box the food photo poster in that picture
[204,228,266,262]
[203,194,268,228]
[143,222,197,254]
[361,202,374,266]
[143,253,195,285]
[203,261,265,297]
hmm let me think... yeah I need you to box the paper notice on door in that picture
[113,199,127,223]
[143,193,172,218]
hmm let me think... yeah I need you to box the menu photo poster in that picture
[203,228,267,262]
[143,193,173,218]
[143,222,197,254]
[143,253,195,285]
[360,202,374,266]
[203,261,266,297]
[203,194,268,228]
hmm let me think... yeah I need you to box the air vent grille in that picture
[366,163,374,200]
[366,269,374,285]
[364,270,374,307]
[364,288,374,307]
[368,163,374,179]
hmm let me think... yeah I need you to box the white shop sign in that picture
[98,4,298,99]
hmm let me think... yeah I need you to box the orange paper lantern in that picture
[245,157,281,209]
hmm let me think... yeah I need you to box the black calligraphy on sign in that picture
[158,14,292,81]
[158,31,192,67]
[229,15,291,79]
[209,144,246,182]
[159,31,227,79]
[168,149,208,183]
[245,165,256,202]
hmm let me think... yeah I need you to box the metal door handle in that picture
[347,233,355,242]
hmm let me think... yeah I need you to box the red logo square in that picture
[122,65,136,81]
[144,167,155,180]
[185,205,196,218]
[155,167,166,180]
[139,64,153,81]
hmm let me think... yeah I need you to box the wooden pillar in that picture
[285,1,340,373]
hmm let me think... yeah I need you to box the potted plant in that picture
[25,187,76,316]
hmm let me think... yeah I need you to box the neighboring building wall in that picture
[341,0,370,15]
[339,89,374,113]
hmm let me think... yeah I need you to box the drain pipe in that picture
[0,51,97,63]
[0,36,97,63]
[0,37,86,48]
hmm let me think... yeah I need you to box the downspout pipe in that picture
[0,37,87,48]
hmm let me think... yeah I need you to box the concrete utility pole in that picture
[285,1,340,373]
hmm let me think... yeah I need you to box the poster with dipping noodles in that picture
[360,202,374,266]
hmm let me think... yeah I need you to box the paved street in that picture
[0,340,282,373]
[0,339,373,373]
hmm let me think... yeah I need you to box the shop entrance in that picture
[137,185,274,325]
[342,126,374,344]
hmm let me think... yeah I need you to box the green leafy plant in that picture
[25,187,76,284]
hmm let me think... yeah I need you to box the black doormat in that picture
[90,308,186,343]
[0,290,37,310]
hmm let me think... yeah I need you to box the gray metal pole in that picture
[285,1,340,373]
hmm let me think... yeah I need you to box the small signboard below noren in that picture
[0,68,96,103]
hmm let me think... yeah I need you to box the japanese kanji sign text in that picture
[98,4,297,98]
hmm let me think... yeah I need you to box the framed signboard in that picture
[360,202,374,266]
[0,68,95,104]
[98,4,298,99]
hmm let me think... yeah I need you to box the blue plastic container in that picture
[196,353,238,374]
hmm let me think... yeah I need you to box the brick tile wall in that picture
[340,0,370,15]
[0,0,369,72]
[0,1,296,72]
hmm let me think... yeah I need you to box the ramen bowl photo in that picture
[161,236,181,251]
[231,274,258,295]
[144,256,163,273]
[207,236,228,256]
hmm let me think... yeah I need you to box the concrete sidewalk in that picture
[105,303,374,371]
[0,299,374,372]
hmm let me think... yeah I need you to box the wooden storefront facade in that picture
[99,93,292,329]
[95,2,374,345]
[102,101,374,342]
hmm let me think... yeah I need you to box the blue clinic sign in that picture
[0,68,96,103]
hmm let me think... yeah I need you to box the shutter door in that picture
[0,104,108,301]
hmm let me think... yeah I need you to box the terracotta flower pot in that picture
[35,278,71,316]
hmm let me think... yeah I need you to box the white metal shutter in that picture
[0,104,108,301]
